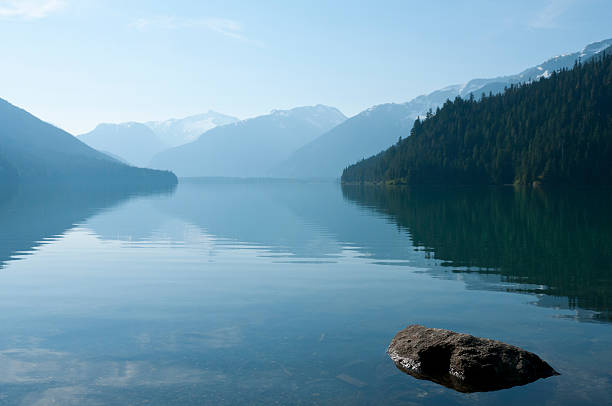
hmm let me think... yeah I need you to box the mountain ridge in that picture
[274,38,612,179]
[341,51,612,185]
[80,122,168,167]
[150,105,346,178]
[0,97,177,187]
[79,111,240,167]
[145,110,239,147]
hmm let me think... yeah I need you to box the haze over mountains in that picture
[0,98,176,188]
[271,104,414,179]
[80,122,168,167]
[146,111,239,147]
[275,38,612,179]
[79,111,239,167]
[343,51,612,185]
[150,105,346,178]
[4,38,610,184]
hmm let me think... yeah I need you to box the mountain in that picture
[272,104,415,179]
[146,111,239,147]
[342,52,612,185]
[79,111,239,167]
[0,97,177,187]
[79,122,168,167]
[0,181,175,270]
[276,38,612,179]
[0,153,18,188]
[150,105,347,178]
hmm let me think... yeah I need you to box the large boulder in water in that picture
[387,325,559,392]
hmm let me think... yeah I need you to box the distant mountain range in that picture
[271,103,414,179]
[79,111,239,167]
[50,37,612,181]
[342,50,612,185]
[146,111,239,147]
[80,122,168,167]
[276,38,612,179]
[0,98,176,187]
[150,105,346,178]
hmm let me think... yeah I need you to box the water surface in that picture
[0,180,610,405]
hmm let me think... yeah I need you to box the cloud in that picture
[0,0,66,19]
[204,18,247,41]
[130,16,262,46]
[529,0,576,29]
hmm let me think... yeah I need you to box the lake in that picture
[0,180,610,405]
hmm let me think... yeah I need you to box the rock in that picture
[387,325,559,393]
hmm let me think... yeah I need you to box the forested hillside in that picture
[277,38,612,179]
[342,53,612,186]
[0,98,177,188]
[0,153,17,187]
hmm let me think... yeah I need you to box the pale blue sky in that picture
[0,0,611,134]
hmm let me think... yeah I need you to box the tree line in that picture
[342,51,612,185]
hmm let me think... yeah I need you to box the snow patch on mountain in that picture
[146,111,239,147]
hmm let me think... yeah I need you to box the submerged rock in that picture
[387,325,559,393]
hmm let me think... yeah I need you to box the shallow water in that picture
[0,180,610,405]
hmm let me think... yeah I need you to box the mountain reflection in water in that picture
[0,179,611,405]
[341,185,612,322]
[1,180,610,323]
[0,182,176,270]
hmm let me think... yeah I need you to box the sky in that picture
[0,0,611,134]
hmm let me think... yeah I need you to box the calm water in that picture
[0,180,610,405]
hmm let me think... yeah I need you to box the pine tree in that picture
[342,52,612,186]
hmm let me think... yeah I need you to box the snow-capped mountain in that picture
[381,38,612,127]
[273,38,612,179]
[146,111,239,147]
[454,38,612,98]
[80,111,239,167]
[79,122,168,168]
[0,98,176,185]
[150,105,347,178]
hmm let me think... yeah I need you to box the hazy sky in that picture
[1,0,611,134]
